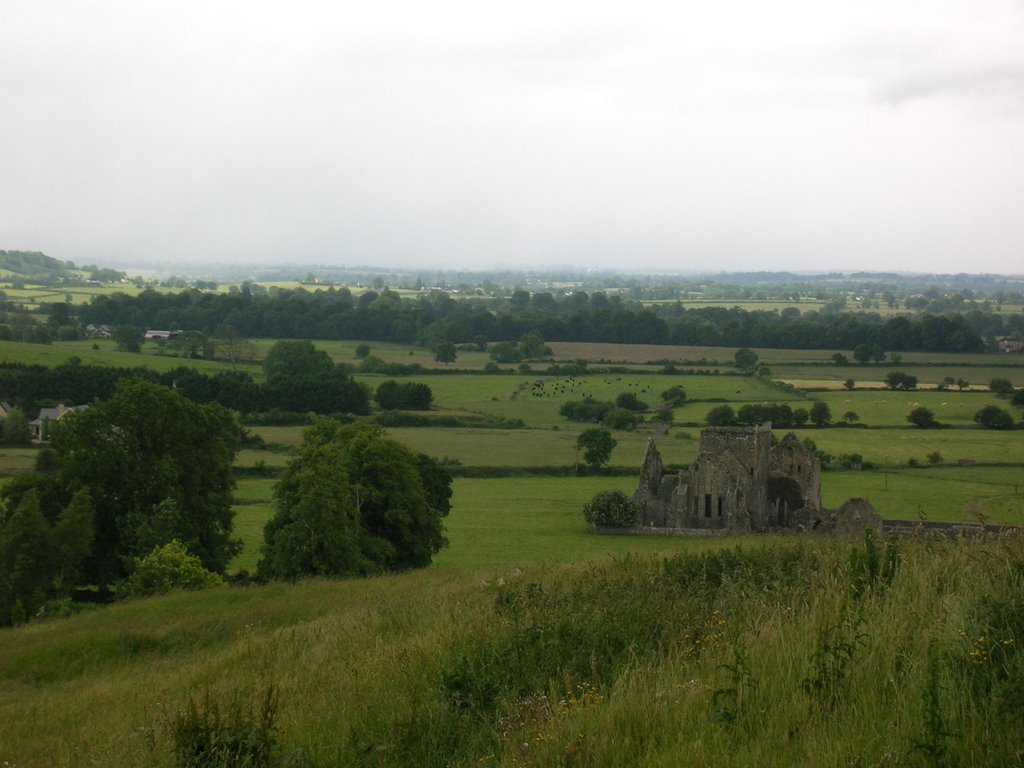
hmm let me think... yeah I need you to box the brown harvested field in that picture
[547,341,730,364]
[549,342,1024,371]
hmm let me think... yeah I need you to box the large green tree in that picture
[0,407,32,445]
[809,401,832,427]
[113,325,143,353]
[974,405,1014,429]
[0,486,93,625]
[259,421,451,579]
[262,339,334,380]
[576,428,617,471]
[261,339,369,414]
[0,490,52,624]
[733,347,759,371]
[47,378,240,585]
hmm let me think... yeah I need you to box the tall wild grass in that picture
[0,534,1021,767]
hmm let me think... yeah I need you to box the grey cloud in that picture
[874,65,1024,108]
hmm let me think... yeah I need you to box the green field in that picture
[773,364,1024,387]
[807,425,1024,466]
[3,332,1024,767]
[0,338,245,375]
[1,334,1019,388]
[812,390,1010,426]
[546,341,1024,368]
[230,478,278,572]
[824,466,1024,524]
[355,371,798,429]
[0,447,38,472]
[229,475,741,574]
[381,426,697,468]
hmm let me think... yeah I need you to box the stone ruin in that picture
[631,424,881,536]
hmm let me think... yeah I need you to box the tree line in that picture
[70,286,1019,353]
[0,340,370,416]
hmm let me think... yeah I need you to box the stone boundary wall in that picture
[592,525,731,537]
[593,521,1020,539]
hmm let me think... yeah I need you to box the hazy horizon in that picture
[3,2,1022,275]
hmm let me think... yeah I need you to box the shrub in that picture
[560,398,611,423]
[122,540,224,598]
[171,685,279,768]
[734,347,759,370]
[907,406,937,428]
[376,380,433,410]
[990,377,1016,398]
[0,407,32,446]
[737,402,794,427]
[602,407,642,430]
[34,447,59,473]
[489,341,522,364]
[660,385,687,406]
[582,490,641,528]
[615,392,648,411]
[810,401,832,426]
[974,405,1014,429]
[706,404,737,426]
[835,453,864,469]
[886,371,918,391]
[576,428,617,470]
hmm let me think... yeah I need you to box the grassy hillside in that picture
[0,250,75,279]
[1,534,1021,767]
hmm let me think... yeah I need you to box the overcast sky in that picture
[2,1,1023,275]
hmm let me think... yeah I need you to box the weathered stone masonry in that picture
[632,424,877,535]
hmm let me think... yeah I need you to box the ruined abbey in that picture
[631,425,880,535]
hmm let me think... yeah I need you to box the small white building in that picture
[144,329,180,342]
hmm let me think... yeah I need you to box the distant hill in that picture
[0,250,126,283]
[0,250,76,280]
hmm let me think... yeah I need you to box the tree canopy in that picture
[258,421,451,579]
[576,428,617,470]
[261,340,370,414]
[885,371,918,391]
[907,406,938,429]
[810,401,832,427]
[974,405,1014,429]
[72,282,1004,355]
[36,378,241,586]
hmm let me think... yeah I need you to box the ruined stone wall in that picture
[678,425,772,531]
[627,426,877,538]
[769,433,822,512]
